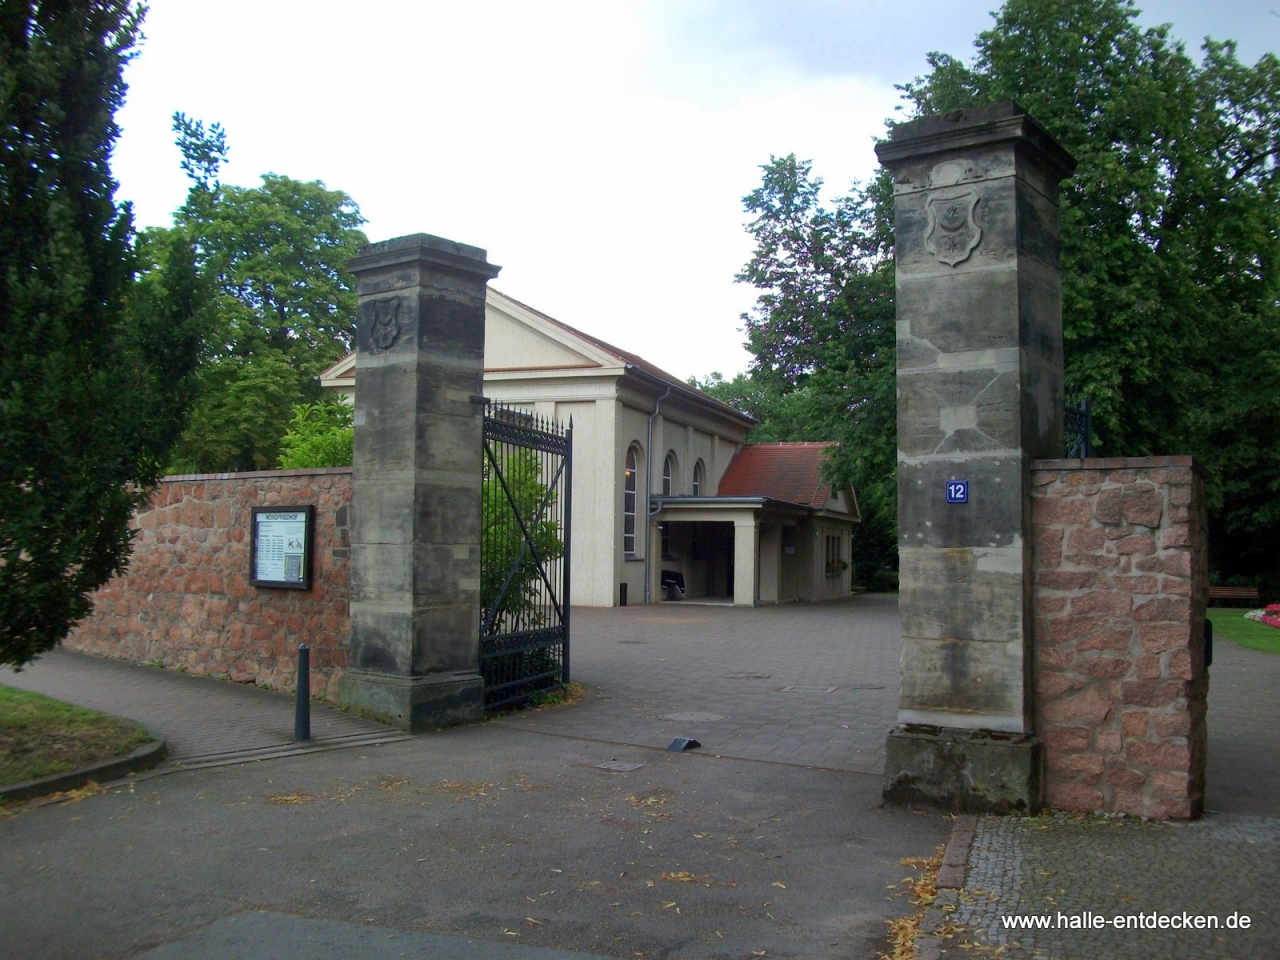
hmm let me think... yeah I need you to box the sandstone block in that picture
[1067,526,1107,553]
[1106,767,1147,788]
[1120,710,1149,737]
[1077,627,1133,653]
[1039,570,1097,591]
[1069,590,1132,617]
[1116,534,1157,556]
[1121,679,1185,707]
[1151,770,1190,796]
[1121,484,1163,528]
[1093,488,1122,525]
[1081,656,1132,679]
[1152,712,1191,738]
[1133,597,1190,623]
[1097,729,1122,754]
[1145,797,1193,820]
[1126,739,1191,771]
[1136,654,1162,679]
[1043,685,1114,725]
[1037,672,1083,698]
[1047,782,1102,812]
[1042,724,1092,752]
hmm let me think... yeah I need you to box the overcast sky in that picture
[112,1,1279,381]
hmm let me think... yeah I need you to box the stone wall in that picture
[66,468,352,699]
[1031,457,1208,819]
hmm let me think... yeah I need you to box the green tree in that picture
[277,398,354,469]
[724,0,1280,584]
[155,114,368,472]
[0,2,206,668]
[898,0,1280,581]
[705,157,898,585]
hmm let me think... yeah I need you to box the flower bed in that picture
[1243,604,1280,629]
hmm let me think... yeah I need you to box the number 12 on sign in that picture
[946,480,969,503]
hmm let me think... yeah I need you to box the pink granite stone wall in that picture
[1031,457,1208,819]
[65,468,351,699]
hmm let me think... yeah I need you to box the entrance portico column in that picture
[733,516,758,606]
[876,105,1076,812]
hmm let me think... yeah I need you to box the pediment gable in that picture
[484,290,611,371]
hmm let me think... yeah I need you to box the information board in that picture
[250,506,314,589]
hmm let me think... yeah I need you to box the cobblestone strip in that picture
[941,813,1280,959]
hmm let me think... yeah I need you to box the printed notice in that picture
[255,510,308,584]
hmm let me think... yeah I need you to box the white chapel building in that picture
[319,288,860,607]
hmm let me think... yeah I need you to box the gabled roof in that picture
[716,442,840,508]
[488,290,753,424]
[318,288,754,426]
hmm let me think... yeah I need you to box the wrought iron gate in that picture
[1064,395,1093,458]
[480,401,572,710]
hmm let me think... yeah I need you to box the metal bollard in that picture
[295,644,311,741]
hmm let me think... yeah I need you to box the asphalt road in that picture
[0,717,948,960]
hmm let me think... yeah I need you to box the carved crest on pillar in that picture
[365,297,402,353]
[925,191,982,266]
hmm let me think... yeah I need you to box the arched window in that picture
[692,459,705,496]
[624,446,638,555]
[662,452,676,497]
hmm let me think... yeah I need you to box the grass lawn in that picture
[1208,606,1280,656]
[0,685,150,789]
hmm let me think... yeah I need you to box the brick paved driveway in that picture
[495,595,902,775]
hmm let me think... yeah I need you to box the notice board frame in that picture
[250,505,315,590]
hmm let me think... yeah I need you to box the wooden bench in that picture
[1208,585,1260,604]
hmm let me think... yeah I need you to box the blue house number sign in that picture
[946,480,969,503]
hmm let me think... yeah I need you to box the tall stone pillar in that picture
[877,105,1076,812]
[338,234,500,731]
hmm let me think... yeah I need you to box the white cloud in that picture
[112,0,898,381]
[112,0,1271,381]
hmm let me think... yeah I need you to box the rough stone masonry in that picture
[1031,457,1208,819]
[877,104,1077,812]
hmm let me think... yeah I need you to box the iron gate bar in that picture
[481,443,567,636]
[1064,395,1092,459]
[479,401,572,710]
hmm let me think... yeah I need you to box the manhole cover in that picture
[660,712,726,722]
[596,760,646,772]
[779,685,838,694]
[723,671,771,680]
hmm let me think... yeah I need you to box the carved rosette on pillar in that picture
[338,234,500,732]
[877,105,1077,812]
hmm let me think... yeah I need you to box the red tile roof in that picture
[716,442,839,507]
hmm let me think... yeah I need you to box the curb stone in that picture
[918,815,978,960]
[0,735,167,805]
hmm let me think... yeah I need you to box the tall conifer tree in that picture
[0,2,206,667]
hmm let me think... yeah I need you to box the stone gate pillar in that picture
[877,105,1076,812]
[338,234,500,732]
